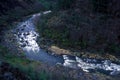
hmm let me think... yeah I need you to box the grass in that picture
[0,45,49,80]
[0,45,74,80]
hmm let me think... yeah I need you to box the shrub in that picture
[57,0,75,10]
[92,0,108,13]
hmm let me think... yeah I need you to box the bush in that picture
[57,0,75,10]
[92,0,108,13]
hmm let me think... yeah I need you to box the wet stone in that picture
[21,28,24,31]
[25,32,30,35]
[21,44,26,47]
[13,12,120,76]
[23,25,26,27]
[16,29,19,32]
[33,34,37,37]
[17,33,22,37]
[20,40,24,43]
[23,33,27,36]
[25,41,29,45]
[19,37,24,41]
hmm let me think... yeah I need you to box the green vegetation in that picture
[92,0,108,13]
[0,45,48,80]
[0,0,120,80]
[38,0,75,10]
[37,11,89,50]
[57,0,75,10]
[36,0,120,57]
[0,45,76,80]
[0,0,44,31]
[38,0,57,10]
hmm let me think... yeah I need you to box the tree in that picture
[92,0,108,13]
[57,0,75,10]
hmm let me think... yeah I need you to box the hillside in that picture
[37,0,120,58]
[0,0,120,80]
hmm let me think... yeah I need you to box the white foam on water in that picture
[15,13,41,53]
[43,10,52,14]
[63,55,120,75]
[14,11,120,76]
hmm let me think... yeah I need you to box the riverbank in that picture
[0,11,120,80]
[1,0,119,80]
[36,10,120,63]
[1,48,119,80]
[1,42,115,80]
[37,27,120,63]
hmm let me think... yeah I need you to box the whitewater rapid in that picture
[14,11,120,75]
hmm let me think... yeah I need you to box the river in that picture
[13,11,120,76]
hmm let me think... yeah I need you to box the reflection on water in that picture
[14,11,120,75]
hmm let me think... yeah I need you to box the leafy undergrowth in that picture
[0,45,78,80]
[36,0,120,59]
[1,45,117,80]
[0,45,57,80]
[0,45,49,80]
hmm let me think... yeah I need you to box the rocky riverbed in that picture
[11,11,120,76]
[1,11,120,80]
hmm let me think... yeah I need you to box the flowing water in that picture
[13,11,120,75]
